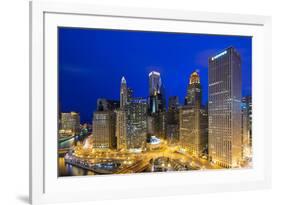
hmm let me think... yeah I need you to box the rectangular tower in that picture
[208,47,242,168]
[241,96,252,160]
[115,109,127,150]
[179,107,207,156]
[92,111,116,149]
[179,72,207,157]
[60,112,80,136]
[166,96,179,144]
[125,98,148,150]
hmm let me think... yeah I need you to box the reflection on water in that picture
[58,157,95,176]
[58,137,95,176]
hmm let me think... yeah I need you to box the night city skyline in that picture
[58,27,252,176]
[59,28,252,123]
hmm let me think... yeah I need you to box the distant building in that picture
[166,96,180,144]
[147,71,166,140]
[168,96,179,110]
[115,109,127,150]
[185,72,201,107]
[241,96,252,159]
[148,71,166,114]
[120,76,128,109]
[125,98,148,150]
[116,77,147,151]
[97,98,119,111]
[166,124,179,144]
[120,76,133,109]
[92,111,116,149]
[179,72,208,157]
[60,112,80,136]
[149,71,161,97]
[147,116,156,136]
[127,87,133,102]
[208,47,242,168]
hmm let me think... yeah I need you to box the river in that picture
[58,137,95,176]
[58,157,95,176]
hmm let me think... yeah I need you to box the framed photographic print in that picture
[30,1,272,204]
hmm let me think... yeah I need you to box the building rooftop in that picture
[189,71,200,84]
[121,76,126,84]
[149,71,160,77]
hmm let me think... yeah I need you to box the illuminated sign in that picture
[211,50,227,61]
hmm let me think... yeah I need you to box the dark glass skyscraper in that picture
[208,47,242,168]
[166,96,180,144]
[147,71,166,139]
[97,98,120,111]
[168,96,179,110]
[148,71,165,114]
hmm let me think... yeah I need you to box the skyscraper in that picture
[115,77,139,150]
[120,76,128,109]
[208,47,242,168]
[92,111,116,149]
[241,96,252,159]
[148,71,165,114]
[149,71,161,97]
[97,98,120,111]
[168,96,179,110]
[60,112,80,136]
[127,87,133,102]
[120,76,133,108]
[179,72,208,157]
[147,71,166,139]
[125,97,148,150]
[115,109,127,150]
[166,96,180,144]
[185,72,201,107]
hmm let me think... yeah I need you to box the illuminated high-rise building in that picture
[116,76,134,150]
[148,71,165,114]
[115,109,127,150]
[241,96,252,159]
[125,97,148,150]
[120,76,128,109]
[149,71,161,96]
[185,72,201,107]
[60,112,80,135]
[92,111,116,149]
[127,87,133,102]
[179,72,208,157]
[208,47,242,168]
[147,71,166,139]
[120,76,133,109]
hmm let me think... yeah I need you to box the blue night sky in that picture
[59,27,252,123]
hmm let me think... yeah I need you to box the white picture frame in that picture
[30,1,272,204]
